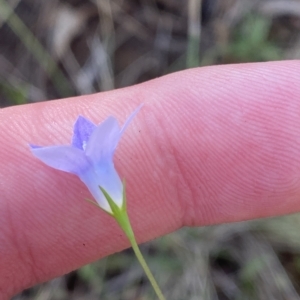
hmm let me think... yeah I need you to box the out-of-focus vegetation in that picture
[2,0,300,299]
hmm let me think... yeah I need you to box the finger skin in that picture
[1,61,300,297]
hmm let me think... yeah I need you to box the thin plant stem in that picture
[118,211,166,300]
[99,185,166,300]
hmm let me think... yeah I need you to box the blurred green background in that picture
[2,0,300,299]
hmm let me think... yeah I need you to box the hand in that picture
[1,60,300,298]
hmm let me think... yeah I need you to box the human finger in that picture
[1,61,300,297]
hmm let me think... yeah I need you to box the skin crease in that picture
[1,61,300,297]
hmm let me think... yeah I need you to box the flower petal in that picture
[30,145,90,175]
[120,104,143,135]
[85,116,121,163]
[79,169,112,212]
[94,161,123,207]
[72,115,97,150]
[78,162,123,212]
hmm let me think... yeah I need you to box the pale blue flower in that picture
[30,105,142,213]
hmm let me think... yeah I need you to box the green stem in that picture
[100,185,166,300]
[117,211,166,300]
